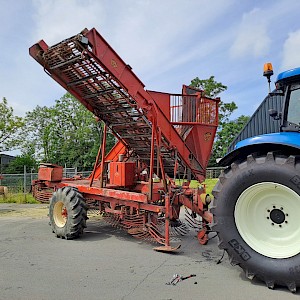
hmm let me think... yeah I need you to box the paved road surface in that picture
[0,204,298,300]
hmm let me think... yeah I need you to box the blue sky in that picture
[2,0,300,121]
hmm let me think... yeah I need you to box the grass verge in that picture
[176,178,218,195]
[203,178,218,195]
[0,193,40,204]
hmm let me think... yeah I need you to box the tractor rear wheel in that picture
[49,187,88,239]
[212,152,300,292]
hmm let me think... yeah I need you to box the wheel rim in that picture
[235,182,300,259]
[53,201,68,228]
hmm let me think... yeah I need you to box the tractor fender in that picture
[219,132,300,167]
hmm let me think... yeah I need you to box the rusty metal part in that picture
[197,228,209,245]
[166,274,182,285]
[32,185,54,203]
[102,212,122,228]
[101,208,184,246]
[171,222,190,236]
[38,163,63,181]
[29,27,219,252]
[166,273,196,285]
[29,28,219,183]
[153,244,181,253]
[122,213,146,229]
[184,207,210,245]
[158,218,190,236]
[184,207,204,229]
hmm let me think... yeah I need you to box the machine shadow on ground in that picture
[81,217,298,295]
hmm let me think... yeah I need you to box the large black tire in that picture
[49,187,88,239]
[212,152,300,292]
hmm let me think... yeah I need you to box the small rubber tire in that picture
[212,152,300,292]
[49,187,88,239]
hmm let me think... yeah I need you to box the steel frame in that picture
[29,28,219,250]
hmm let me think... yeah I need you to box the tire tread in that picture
[213,152,300,292]
[49,187,88,240]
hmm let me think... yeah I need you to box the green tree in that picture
[210,115,250,164]
[50,93,104,168]
[0,97,24,152]
[22,105,56,161]
[22,93,115,170]
[4,153,38,174]
[190,76,249,166]
[190,76,227,98]
[190,76,237,125]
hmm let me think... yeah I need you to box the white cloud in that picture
[31,0,235,79]
[281,29,300,70]
[31,0,106,45]
[230,8,271,59]
[110,0,235,75]
[3,0,300,123]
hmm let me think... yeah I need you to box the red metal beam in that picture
[29,28,219,183]
[63,182,148,203]
[84,28,206,180]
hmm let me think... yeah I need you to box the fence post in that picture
[24,165,27,201]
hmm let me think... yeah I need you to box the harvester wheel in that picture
[212,152,300,292]
[49,187,88,239]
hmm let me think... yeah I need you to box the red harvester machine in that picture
[30,28,219,251]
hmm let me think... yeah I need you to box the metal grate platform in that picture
[42,35,178,177]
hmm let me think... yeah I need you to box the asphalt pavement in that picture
[0,204,298,300]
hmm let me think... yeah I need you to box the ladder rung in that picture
[67,74,99,86]
[105,107,132,114]
[83,88,115,99]
[122,134,151,139]
[111,121,139,127]
[49,56,81,70]
[34,33,189,177]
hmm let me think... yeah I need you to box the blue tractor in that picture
[213,64,300,292]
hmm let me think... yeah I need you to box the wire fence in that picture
[0,167,224,194]
[0,172,37,193]
[0,167,91,194]
[206,167,225,179]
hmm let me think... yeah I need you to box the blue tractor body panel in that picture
[219,132,300,166]
[235,132,300,150]
[276,67,300,82]
[220,66,300,167]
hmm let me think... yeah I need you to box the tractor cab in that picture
[266,64,300,132]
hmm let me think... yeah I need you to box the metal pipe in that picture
[148,124,156,201]
[157,129,167,192]
[89,142,102,187]
[99,124,107,188]
[165,194,170,247]
[24,165,27,201]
